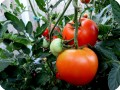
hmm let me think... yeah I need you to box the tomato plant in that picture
[62,18,98,46]
[56,47,98,85]
[0,0,120,90]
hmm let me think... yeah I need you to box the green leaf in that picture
[63,16,70,26]
[0,48,14,59]
[98,24,111,37]
[4,12,25,32]
[108,62,120,90]
[112,28,120,38]
[36,72,50,86]
[15,0,24,9]
[93,4,112,24]
[95,41,118,61]
[0,48,14,72]
[35,0,46,12]
[0,21,9,38]
[3,33,31,46]
[113,40,120,56]
[21,45,30,54]
[33,38,43,54]
[37,12,47,22]
[35,23,48,38]
[26,21,33,35]
[52,0,64,9]
[0,59,13,72]
[110,0,120,24]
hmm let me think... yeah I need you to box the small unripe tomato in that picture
[50,38,63,56]
[42,38,49,48]
[81,0,90,4]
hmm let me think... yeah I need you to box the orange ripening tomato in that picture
[81,0,90,4]
[56,47,98,86]
[62,18,98,46]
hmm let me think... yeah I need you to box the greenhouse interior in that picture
[0,0,120,90]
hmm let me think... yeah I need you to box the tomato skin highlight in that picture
[56,47,98,86]
[62,18,98,46]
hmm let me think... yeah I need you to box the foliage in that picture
[0,0,120,90]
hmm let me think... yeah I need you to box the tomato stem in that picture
[85,4,92,19]
[73,0,79,49]
[28,0,40,27]
[49,0,72,42]
[46,59,56,76]
[46,0,52,34]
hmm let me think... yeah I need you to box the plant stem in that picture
[46,60,56,76]
[85,4,92,19]
[73,0,78,49]
[49,0,72,42]
[28,0,40,27]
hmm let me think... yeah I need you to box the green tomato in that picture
[50,38,63,56]
[43,38,49,48]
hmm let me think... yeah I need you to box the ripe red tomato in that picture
[52,36,58,40]
[56,72,61,79]
[42,24,60,40]
[81,0,90,3]
[62,18,98,46]
[56,47,98,86]
[42,28,49,37]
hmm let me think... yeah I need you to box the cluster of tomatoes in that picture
[42,0,98,86]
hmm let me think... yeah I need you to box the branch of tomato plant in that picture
[79,8,89,25]
[49,0,73,42]
[46,59,56,76]
[46,0,52,34]
[105,60,120,65]
[85,4,93,19]
[28,0,40,27]
[73,0,79,49]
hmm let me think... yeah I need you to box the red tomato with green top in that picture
[62,18,98,46]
